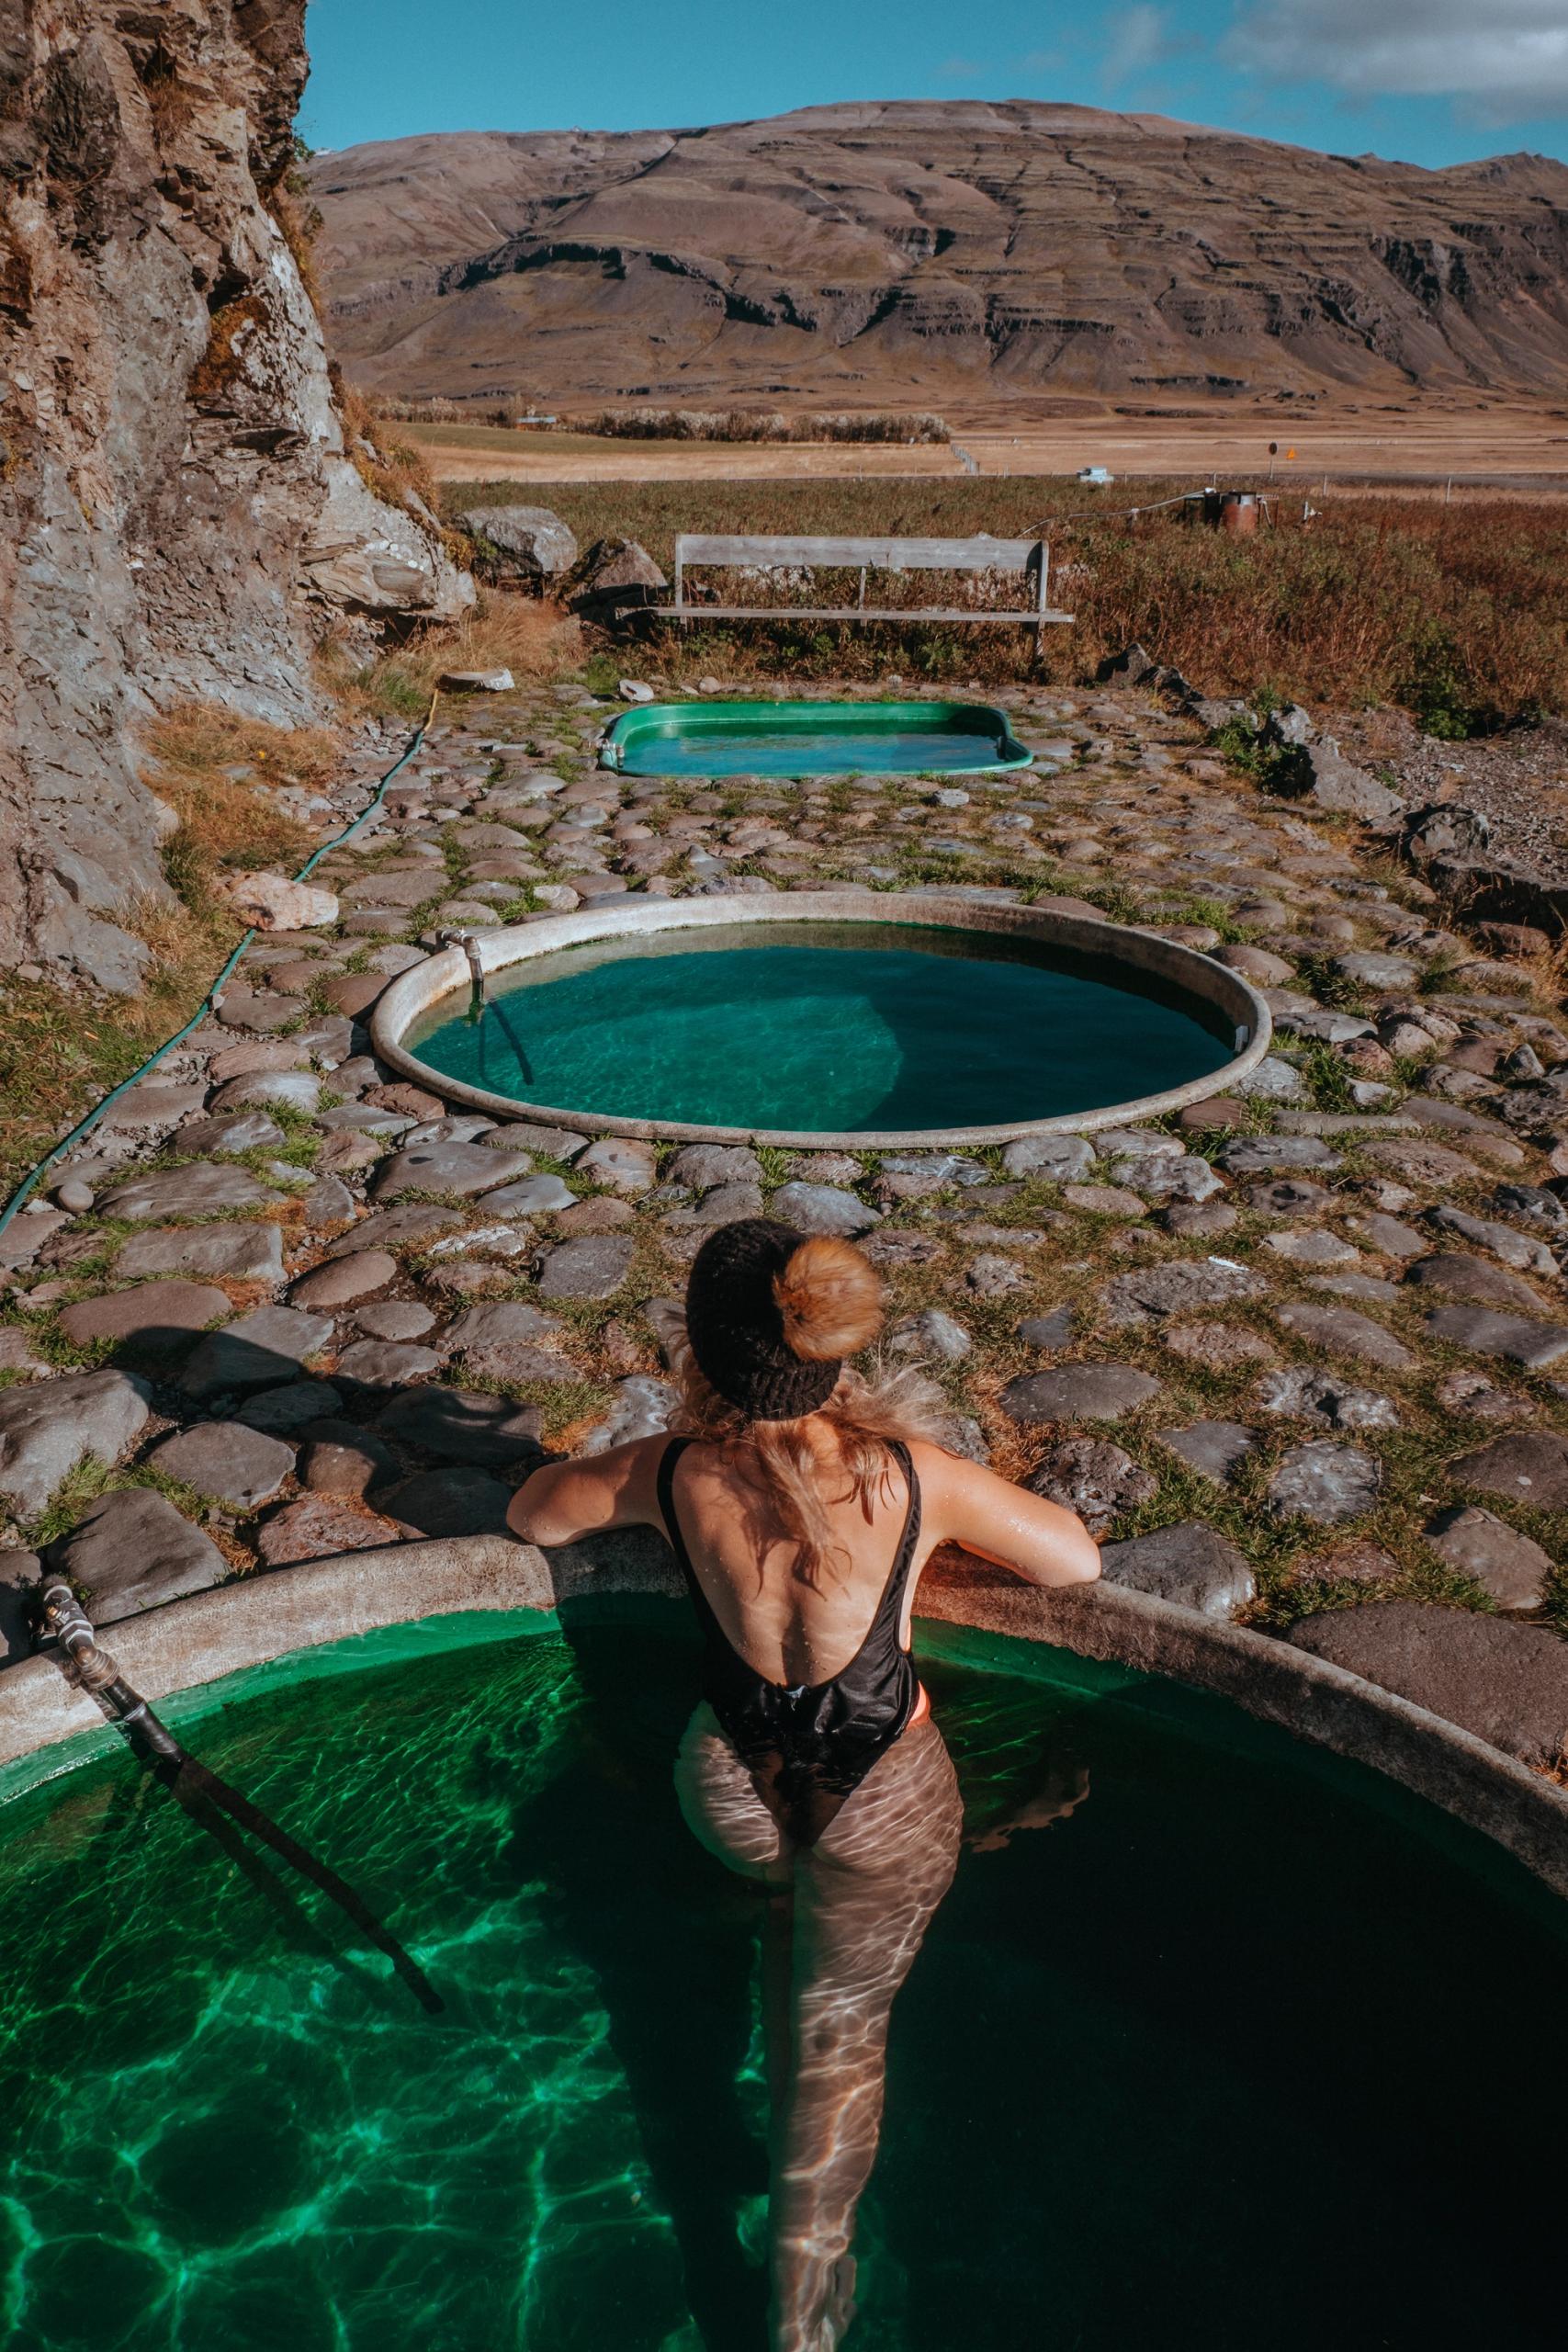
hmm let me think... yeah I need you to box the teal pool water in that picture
[408,922,1235,1131]
[1,1608,1564,2351]
[601,700,1031,779]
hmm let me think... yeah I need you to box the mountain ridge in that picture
[308,99,1568,412]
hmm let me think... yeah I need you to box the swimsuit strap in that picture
[656,1434,700,1581]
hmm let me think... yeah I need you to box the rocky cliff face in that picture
[309,101,1568,413]
[0,1,471,994]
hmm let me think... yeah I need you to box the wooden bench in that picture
[660,534,1074,644]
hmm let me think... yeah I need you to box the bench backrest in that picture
[674,533,1043,573]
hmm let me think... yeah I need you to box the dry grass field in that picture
[406,401,1568,492]
[444,469,1568,723]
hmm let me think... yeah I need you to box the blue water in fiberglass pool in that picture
[407,922,1235,1130]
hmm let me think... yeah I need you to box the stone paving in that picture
[1,675,1564,1771]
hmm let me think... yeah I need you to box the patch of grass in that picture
[326,594,582,726]
[1291,1039,1359,1114]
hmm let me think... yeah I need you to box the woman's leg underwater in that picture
[768,1720,964,2352]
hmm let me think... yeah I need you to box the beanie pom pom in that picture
[773,1236,882,1363]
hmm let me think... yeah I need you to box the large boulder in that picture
[0,0,472,991]
[1300,740,1402,823]
[568,536,667,620]
[464,503,579,580]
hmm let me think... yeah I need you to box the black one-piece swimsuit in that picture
[657,1436,924,1847]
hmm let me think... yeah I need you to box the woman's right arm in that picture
[912,1444,1101,1588]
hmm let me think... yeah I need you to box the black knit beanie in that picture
[684,1217,840,1421]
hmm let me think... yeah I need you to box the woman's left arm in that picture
[506,1436,667,1547]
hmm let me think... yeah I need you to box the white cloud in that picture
[1103,5,1179,84]
[1226,0,1568,119]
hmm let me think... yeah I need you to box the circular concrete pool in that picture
[373,894,1270,1147]
[2,1607,1563,2351]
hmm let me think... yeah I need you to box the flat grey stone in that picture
[180,1306,335,1397]
[1346,1214,1427,1260]
[1427,1205,1557,1276]
[1422,1504,1551,1611]
[57,1280,229,1352]
[1449,1430,1568,1508]
[964,1253,1031,1297]
[1108,1152,1224,1204]
[1025,1437,1157,1539]
[666,1144,762,1189]
[385,1467,514,1537]
[1491,1182,1568,1237]
[289,1251,399,1310]
[1157,1421,1256,1483]
[999,1363,1162,1424]
[255,1495,400,1566]
[302,1176,357,1227]
[888,1308,972,1363]
[299,1421,400,1498]
[354,1299,437,1341]
[175,1111,287,1158]
[682,1181,766,1226]
[1405,1253,1549,1315]
[1264,1228,1361,1269]
[1000,1135,1094,1182]
[322,1205,467,1260]
[771,1181,881,1238]
[1100,1522,1254,1618]
[150,1421,294,1510]
[1100,1257,1268,1325]
[100,1081,209,1131]
[1336,951,1418,989]
[1423,1305,1568,1370]
[0,1371,152,1519]
[372,1142,534,1202]
[46,1487,225,1623]
[1235,1056,1309,1106]
[1363,1136,1479,1189]
[579,1375,679,1453]
[1217,1136,1340,1177]
[1017,1306,1074,1351]
[573,1137,658,1194]
[118,1222,284,1283]
[536,1234,636,1301]
[482,1173,576,1215]
[378,1386,546,1468]
[1255,1366,1398,1430]
[481,1122,591,1161]
[235,1380,343,1433]
[1288,1601,1568,1768]
[97,1165,273,1222]
[443,1302,569,1380]
[334,1340,442,1386]
[1162,1319,1277,1372]
[1267,1441,1381,1524]
[209,1069,323,1115]
[1275,1302,1416,1371]
[1248,1178,1334,1217]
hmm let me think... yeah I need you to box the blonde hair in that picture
[669,1235,953,1589]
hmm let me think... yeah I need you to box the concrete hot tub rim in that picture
[2,1533,1566,1907]
[368,890,1273,1148]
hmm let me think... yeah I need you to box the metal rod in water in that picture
[38,1583,444,2015]
[443,929,488,1024]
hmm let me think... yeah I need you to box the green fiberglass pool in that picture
[2,1607,1563,2352]
[599,700,1032,778]
[401,920,1244,1142]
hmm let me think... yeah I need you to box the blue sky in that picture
[300,1,1568,167]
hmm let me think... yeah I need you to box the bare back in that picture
[664,1434,925,1690]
